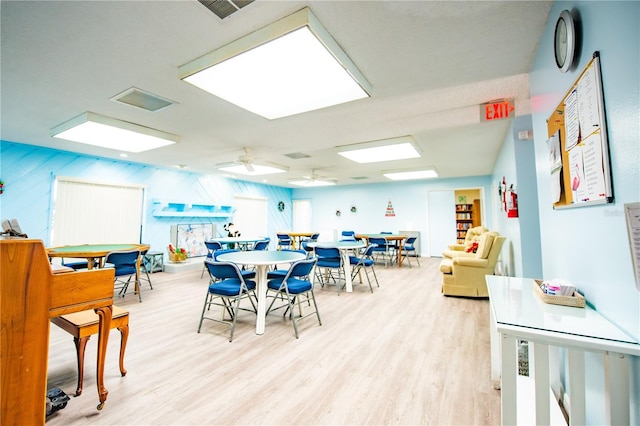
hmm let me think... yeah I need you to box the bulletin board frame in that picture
[546,51,613,209]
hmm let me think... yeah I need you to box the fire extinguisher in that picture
[506,185,518,218]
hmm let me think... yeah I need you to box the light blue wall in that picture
[528,1,639,423]
[292,177,494,256]
[0,141,293,252]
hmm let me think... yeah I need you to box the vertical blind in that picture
[233,195,267,238]
[51,177,144,246]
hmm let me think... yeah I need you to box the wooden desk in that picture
[1,239,115,424]
[355,234,407,266]
[288,232,315,249]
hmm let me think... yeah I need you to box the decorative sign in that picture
[480,99,515,122]
[385,199,395,217]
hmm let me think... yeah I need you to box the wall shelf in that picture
[152,202,235,218]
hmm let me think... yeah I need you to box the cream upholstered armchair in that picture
[442,226,488,259]
[440,231,505,298]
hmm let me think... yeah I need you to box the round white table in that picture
[216,250,306,335]
[307,241,366,293]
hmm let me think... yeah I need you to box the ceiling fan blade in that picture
[244,162,254,172]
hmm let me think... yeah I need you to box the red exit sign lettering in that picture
[481,99,515,122]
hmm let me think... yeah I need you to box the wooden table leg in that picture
[94,306,112,410]
[117,324,129,377]
[73,336,90,396]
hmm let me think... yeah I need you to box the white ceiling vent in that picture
[198,0,254,20]
[283,152,311,160]
[111,87,177,112]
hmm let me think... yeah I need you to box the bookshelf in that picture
[455,200,480,244]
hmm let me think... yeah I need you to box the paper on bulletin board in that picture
[624,203,640,291]
[564,89,579,150]
[547,131,562,203]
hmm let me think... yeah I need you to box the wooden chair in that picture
[51,306,129,396]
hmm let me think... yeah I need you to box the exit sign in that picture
[481,99,515,122]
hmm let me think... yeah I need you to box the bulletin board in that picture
[546,52,613,209]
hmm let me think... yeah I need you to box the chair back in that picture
[213,248,238,260]
[205,260,244,281]
[283,257,317,280]
[204,241,222,258]
[315,247,341,266]
[369,237,388,250]
[340,230,356,241]
[309,233,320,241]
[363,244,377,257]
[104,250,139,276]
[277,233,292,242]
[253,240,269,251]
[380,231,392,235]
[405,236,416,246]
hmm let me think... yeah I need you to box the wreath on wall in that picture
[277,201,285,212]
[350,205,357,213]
[335,210,341,217]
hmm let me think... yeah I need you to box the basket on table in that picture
[168,245,188,263]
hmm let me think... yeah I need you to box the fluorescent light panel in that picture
[338,138,421,164]
[289,179,336,187]
[219,164,287,176]
[50,112,178,153]
[179,8,370,119]
[384,170,438,181]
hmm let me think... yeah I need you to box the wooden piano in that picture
[1,238,115,424]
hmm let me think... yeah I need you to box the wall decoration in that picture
[350,205,357,213]
[0,179,4,194]
[385,199,395,217]
[277,201,285,212]
[335,210,341,217]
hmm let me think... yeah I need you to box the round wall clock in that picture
[554,9,576,73]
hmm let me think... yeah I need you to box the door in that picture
[427,190,456,257]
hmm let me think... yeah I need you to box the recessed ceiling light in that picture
[289,179,336,187]
[218,164,287,176]
[338,136,421,163]
[383,170,438,181]
[50,112,178,153]
[179,7,370,119]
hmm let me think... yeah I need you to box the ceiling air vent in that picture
[283,152,311,160]
[111,87,176,112]
[198,0,254,20]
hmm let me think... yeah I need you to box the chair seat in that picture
[240,270,256,279]
[349,256,373,267]
[268,277,312,294]
[267,269,287,280]
[209,278,256,296]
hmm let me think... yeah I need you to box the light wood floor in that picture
[46,257,500,425]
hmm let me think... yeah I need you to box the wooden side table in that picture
[51,306,129,396]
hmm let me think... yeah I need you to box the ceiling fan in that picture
[216,147,256,172]
[293,169,337,186]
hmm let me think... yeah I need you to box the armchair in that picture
[442,225,488,259]
[440,232,505,298]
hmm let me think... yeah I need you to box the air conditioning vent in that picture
[283,152,311,159]
[111,87,176,112]
[198,0,254,20]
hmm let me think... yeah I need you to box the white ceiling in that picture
[0,0,552,188]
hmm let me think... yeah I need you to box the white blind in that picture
[233,195,267,239]
[293,199,312,231]
[52,177,144,245]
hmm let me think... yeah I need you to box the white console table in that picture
[486,276,639,425]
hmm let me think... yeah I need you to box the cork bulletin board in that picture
[546,52,613,209]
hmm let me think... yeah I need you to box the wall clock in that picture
[554,9,576,73]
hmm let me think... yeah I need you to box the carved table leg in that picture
[94,306,112,410]
[73,336,90,396]
[117,324,129,376]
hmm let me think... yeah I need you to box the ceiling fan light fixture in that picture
[50,112,178,153]
[383,169,438,181]
[179,7,370,120]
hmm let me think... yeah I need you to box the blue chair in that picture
[266,257,321,338]
[369,237,392,267]
[252,240,269,251]
[198,260,258,342]
[340,230,356,241]
[213,249,256,279]
[276,233,292,250]
[138,248,154,290]
[201,240,222,278]
[314,246,345,294]
[301,233,320,256]
[104,250,142,302]
[401,236,420,267]
[267,249,306,280]
[349,244,379,292]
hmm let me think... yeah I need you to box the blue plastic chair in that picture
[267,249,306,280]
[266,257,321,338]
[349,244,379,292]
[104,250,142,302]
[201,240,222,278]
[213,249,256,280]
[314,246,345,294]
[369,237,392,267]
[401,236,420,267]
[198,260,258,342]
[252,240,269,251]
[276,233,293,250]
[340,230,356,241]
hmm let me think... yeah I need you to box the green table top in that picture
[47,243,148,257]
